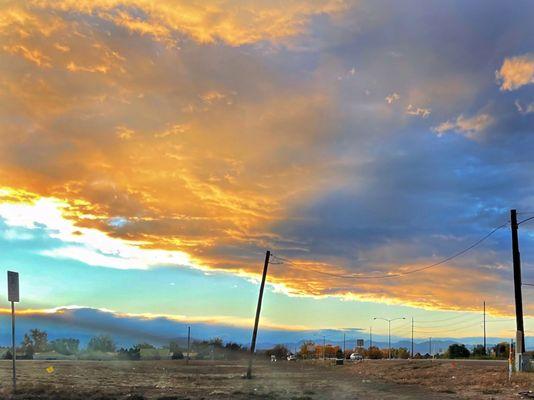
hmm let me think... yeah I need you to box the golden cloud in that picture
[496,53,534,91]
[4,0,348,48]
[0,187,517,317]
[0,0,520,319]
[432,112,494,139]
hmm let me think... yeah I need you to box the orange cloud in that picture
[432,113,494,139]
[2,44,51,67]
[17,0,348,46]
[0,0,521,320]
[496,53,534,91]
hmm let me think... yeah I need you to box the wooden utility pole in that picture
[343,333,346,355]
[511,210,525,353]
[186,326,191,365]
[323,336,326,360]
[483,301,487,354]
[369,327,372,348]
[429,337,432,356]
[411,317,414,358]
[7,271,19,393]
[246,251,271,379]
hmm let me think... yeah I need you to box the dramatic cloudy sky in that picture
[0,0,533,345]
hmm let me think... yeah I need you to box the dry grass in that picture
[0,359,531,399]
[350,359,534,399]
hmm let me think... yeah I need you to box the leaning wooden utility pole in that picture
[246,250,271,379]
[511,210,525,354]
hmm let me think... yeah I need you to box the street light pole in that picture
[373,317,406,360]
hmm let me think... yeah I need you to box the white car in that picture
[350,353,363,361]
[287,354,297,361]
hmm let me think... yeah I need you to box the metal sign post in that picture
[8,271,19,392]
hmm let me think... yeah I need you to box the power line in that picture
[519,216,534,226]
[414,313,474,324]
[414,317,484,330]
[271,221,508,280]
[413,321,484,335]
[414,316,477,329]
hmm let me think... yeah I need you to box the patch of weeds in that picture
[123,395,145,400]
[156,397,189,400]
[481,388,501,395]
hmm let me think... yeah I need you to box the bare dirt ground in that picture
[351,359,534,399]
[0,359,530,399]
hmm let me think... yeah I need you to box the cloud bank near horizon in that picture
[0,306,367,348]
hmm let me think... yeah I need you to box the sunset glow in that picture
[0,0,533,344]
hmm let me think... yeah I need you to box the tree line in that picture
[2,329,511,361]
[262,340,511,360]
[3,329,251,361]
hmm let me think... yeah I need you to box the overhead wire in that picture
[267,215,525,338]
[413,321,484,335]
[270,221,508,280]
[519,216,534,226]
[414,313,475,324]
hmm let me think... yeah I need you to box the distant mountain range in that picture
[274,339,503,355]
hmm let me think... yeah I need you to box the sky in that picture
[0,0,533,347]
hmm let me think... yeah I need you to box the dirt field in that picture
[0,359,531,399]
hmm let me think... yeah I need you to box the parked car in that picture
[287,354,297,361]
[350,353,363,361]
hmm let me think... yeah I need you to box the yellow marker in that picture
[46,366,54,374]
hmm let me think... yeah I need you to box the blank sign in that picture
[7,271,19,302]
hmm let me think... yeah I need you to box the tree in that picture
[87,335,115,352]
[169,340,182,354]
[298,341,315,359]
[225,342,244,352]
[472,345,486,357]
[265,344,289,360]
[51,338,79,355]
[30,329,48,352]
[117,346,141,360]
[365,346,384,359]
[21,334,34,358]
[210,338,224,348]
[447,344,470,359]
[136,343,155,350]
[493,342,510,359]
[314,345,340,359]
[392,347,410,359]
